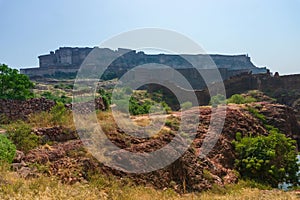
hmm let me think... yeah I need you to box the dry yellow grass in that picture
[96,111,117,133]
[0,166,298,200]
[28,110,74,129]
[133,117,151,127]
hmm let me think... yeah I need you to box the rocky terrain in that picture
[8,101,300,193]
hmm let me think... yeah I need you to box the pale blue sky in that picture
[0,0,299,74]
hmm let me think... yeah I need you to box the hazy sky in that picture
[0,0,299,74]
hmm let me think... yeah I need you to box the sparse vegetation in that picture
[41,91,72,104]
[246,106,267,124]
[111,88,172,115]
[96,111,117,133]
[210,92,258,107]
[49,102,68,125]
[5,121,40,153]
[165,115,180,131]
[180,101,193,110]
[227,94,257,104]
[209,94,226,107]
[28,104,73,129]
[98,88,112,109]
[54,83,73,90]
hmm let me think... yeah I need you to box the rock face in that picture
[12,102,300,193]
[255,103,300,148]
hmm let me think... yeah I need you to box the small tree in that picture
[0,64,34,100]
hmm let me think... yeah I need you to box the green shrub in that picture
[180,101,193,110]
[50,102,67,125]
[98,89,112,110]
[6,121,39,153]
[54,83,73,90]
[234,130,299,187]
[227,94,256,104]
[41,91,71,104]
[129,98,152,115]
[0,134,16,164]
[210,94,226,108]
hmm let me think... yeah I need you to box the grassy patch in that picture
[0,168,298,200]
[28,103,74,129]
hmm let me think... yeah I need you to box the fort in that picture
[20,47,268,89]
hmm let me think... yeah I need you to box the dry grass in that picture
[96,111,117,134]
[133,117,151,127]
[28,110,74,129]
[0,164,298,200]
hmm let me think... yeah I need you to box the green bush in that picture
[0,134,16,164]
[98,89,112,110]
[210,94,226,108]
[6,121,40,153]
[227,94,256,104]
[110,88,172,115]
[50,102,68,125]
[129,98,151,115]
[234,130,299,187]
[180,101,193,110]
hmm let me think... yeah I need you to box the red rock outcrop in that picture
[12,103,300,193]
